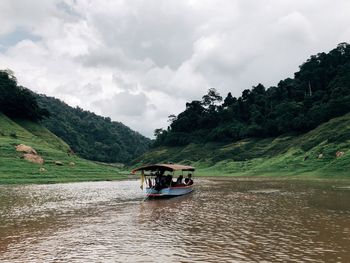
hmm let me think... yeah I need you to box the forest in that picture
[36,95,151,163]
[0,69,49,121]
[154,43,350,146]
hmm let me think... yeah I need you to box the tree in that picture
[222,92,236,108]
[251,83,266,95]
[2,69,16,80]
[154,128,165,137]
[202,88,222,107]
[167,114,177,123]
[0,70,49,121]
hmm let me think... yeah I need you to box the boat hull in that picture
[145,185,193,197]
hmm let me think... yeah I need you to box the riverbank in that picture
[0,148,129,184]
[192,158,350,179]
[0,113,128,184]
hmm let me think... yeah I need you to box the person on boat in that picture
[155,170,168,190]
[147,178,153,188]
[155,172,163,190]
[176,175,184,185]
[165,174,173,187]
[184,174,193,185]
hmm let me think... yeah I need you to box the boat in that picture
[132,163,195,198]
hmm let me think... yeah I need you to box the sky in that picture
[1,0,350,138]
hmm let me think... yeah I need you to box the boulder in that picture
[336,151,344,158]
[318,153,323,159]
[39,167,47,172]
[23,153,44,165]
[69,162,76,166]
[55,161,63,166]
[16,144,37,155]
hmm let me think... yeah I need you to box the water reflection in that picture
[0,178,349,262]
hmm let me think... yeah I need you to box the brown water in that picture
[0,178,349,262]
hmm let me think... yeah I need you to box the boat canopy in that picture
[132,163,195,174]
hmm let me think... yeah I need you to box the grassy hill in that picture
[133,113,350,178]
[0,113,127,184]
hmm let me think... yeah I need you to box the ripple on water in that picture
[0,179,350,262]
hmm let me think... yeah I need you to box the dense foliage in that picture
[36,95,151,163]
[155,43,350,146]
[0,69,49,121]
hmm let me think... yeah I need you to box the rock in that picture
[17,144,44,164]
[69,162,75,166]
[23,153,44,165]
[55,161,63,166]
[39,167,47,172]
[336,151,344,158]
[15,144,37,155]
[318,153,323,159]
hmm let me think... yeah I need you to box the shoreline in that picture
[1,172,349,185]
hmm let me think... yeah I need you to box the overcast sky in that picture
[1,0,350,137]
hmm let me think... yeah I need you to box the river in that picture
[0,178,349,262]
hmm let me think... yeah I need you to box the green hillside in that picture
[133,113,350,178]
[0,113,126,184]
[36,94,151,163]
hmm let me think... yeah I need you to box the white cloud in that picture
[0,1,59,35]
[94,91,148,117]
[1,0,350,138]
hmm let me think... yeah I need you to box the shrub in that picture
[9,131,17,138]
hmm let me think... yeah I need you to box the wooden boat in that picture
[132,164,195,198]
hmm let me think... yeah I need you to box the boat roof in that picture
[132,163,195,173]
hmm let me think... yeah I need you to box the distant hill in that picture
[0,113,125,184]
[134,113,350,177]
[154,43,350,147]
[36,95,151,163]
[0,69,151,164]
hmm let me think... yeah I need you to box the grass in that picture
[0,113,128,184]
[133,113,350,179]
